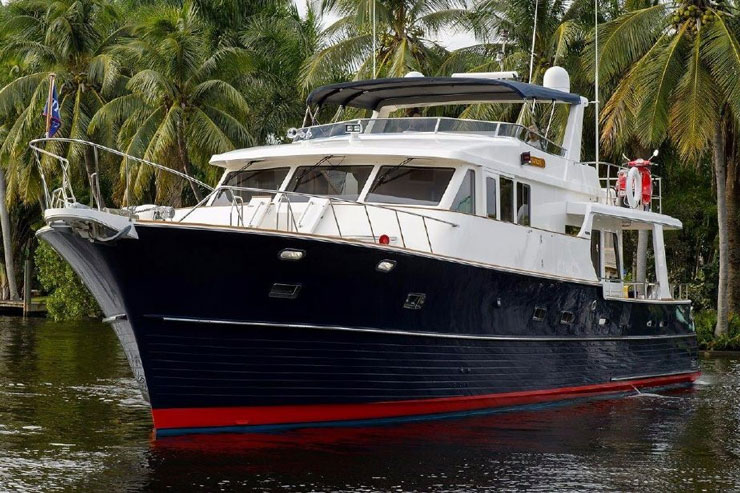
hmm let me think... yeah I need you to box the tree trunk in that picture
[724,120,740,314]
[714,120,730,337]
[175,121,203,203]
[0,167,19,300]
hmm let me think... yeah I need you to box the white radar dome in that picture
[405,71,425,78]
[543,66,570,93]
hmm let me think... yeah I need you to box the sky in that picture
[291,0,478,51]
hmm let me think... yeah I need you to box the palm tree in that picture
[89,3,252,204]
[594,0,740,336]
[301,0,470,88]
[0,0,124,299]
[239,3,322,144]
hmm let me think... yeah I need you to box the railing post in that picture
[329,201,342,237]
[363,205,376,242]
[286,195,299,232]
[395,210,406,248]
[422,217,432,253]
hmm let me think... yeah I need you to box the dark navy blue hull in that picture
[38,222,699,433]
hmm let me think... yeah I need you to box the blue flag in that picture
[42,84,61,137]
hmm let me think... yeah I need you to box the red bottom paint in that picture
[151,372,700,431]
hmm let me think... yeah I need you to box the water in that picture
[1,317,738,492]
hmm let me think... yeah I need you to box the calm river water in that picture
[1,317,739,492]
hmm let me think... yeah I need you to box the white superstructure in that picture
[37,69,684,301]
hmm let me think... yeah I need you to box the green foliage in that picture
[35,241,101,321]
[694,310,740,350]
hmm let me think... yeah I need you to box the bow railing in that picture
[29,137,213,210]
[28,138,458,253]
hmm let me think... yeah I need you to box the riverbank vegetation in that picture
[0,0,737,347]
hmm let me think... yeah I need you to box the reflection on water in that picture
[1,317,739,492]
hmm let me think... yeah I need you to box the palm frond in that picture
[584,4,667,81]
[670,31,719,161]
[702,12,740,119]
[633,25,689,148]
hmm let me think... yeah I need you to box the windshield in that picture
[213,168,290,205]
[286,165,373,202]
[365,166,455,206]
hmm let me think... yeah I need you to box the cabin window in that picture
[486,177,497,219]
[517,182,531,226]
[500,177,514,222]
[286,165,372,201]
[212,168,290,205]
[366,166,455,206]
[451,169,475,214]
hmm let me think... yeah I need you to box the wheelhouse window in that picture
[213,167,290,205]
[486,176,497,219]
[517,182,531,226]
[286,165,372,201]
[366,166,455,206]
[451,169,475,214]
[500,177,514,222]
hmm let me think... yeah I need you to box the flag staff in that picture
[45,73,56,138]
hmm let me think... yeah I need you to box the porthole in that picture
[533,307,547,322]
[560,311,575,325]
[269,283,302,299]
[403,293,426,310]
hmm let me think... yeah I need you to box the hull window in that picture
[451,169,476,214]
[517,182,531,226]
[366,167,454,206]
[287,165,373,201]
[403,293,427,310]
[500,177,514,222]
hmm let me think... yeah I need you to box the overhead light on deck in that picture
[279,249,305,261]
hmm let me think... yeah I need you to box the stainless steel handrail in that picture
[582,161,663,213]
[291,117,567,157]
[202,185,459,228]
[29,138,458,252]
[29,137,214,210]
[601,279,665,300]
[187,184,459,252]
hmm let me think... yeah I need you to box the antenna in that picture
[372,0,376,78]
[594,0,600,166]
[528,0,539,83]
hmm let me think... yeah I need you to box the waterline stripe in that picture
[149,315,697,343]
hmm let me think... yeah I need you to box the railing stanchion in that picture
[395,210,406,248]
[286,195,299,232]
[329,201,342,238]
[363,204,376,242]
[422,217,432,253]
